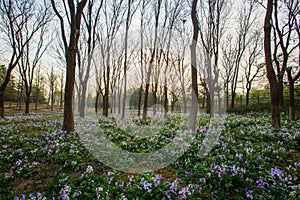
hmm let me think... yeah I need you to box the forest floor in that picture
[0,109,299,199]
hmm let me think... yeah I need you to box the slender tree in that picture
[189,0,199,130]
[51,0,88,132]
[142,0,162,121]
[78,0,103,118]
[18,24,51,114]
[243,31,264,105]
[264,0,280,128]
[121,0,140,119]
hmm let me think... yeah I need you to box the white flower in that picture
[86,165,93,174]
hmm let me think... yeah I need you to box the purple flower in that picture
[256,176,266,189]
[270,167,283,180]
[257,156,262,160]
[245,188,253,199]
[37,192,42,199]
[185,171,193,177]
[14,194,25,200]
[295,162,300,169]
[236,153,243,161]
[200,178,206,184]
[73,189,82,197]
[86,165,93,174]
[60,190,68,200]
[197,185,202,193]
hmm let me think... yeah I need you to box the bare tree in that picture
[285,0,300,121]
[58,69,64,110]
[51,0,88,132]
[137,0,150,117]
[161,0,186,117]
[47,66,58,111]
[142,0,162,121]
[221,35,235,107]
[271,0,297,108]
[222,0,257,108]
[35,65,42,110]
[18,23,51,114]
[77,0,103,118]
[272,0,299,120]
[0,0,49,118]
[243,30,264,105]
[198,0,231,116]
[264,0,280,128]
[121,0,140,119]
[97,0,125,117]
[189,0,199,130]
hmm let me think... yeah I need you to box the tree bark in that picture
[51,0,88,132]
[246,89,250,106]
[63,50,76,131]
[264,0,280,128]
[288,80,295,121]
[0,88,4,118]
[25,93,30,114]
[142,0,162,122]
[189,0,199,130]
[287,68,300,121]
[137,85,143,116]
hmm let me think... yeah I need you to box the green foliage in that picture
[1,112,299,199]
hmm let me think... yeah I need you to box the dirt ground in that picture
[4,101,63,116]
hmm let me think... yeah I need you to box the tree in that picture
[18,23,51,114]
[47,66,58,111]
[198,0,231,116]
[264,0,280,128]
[51,0,88,132]
[273,0,299,121]
[97,0,125,117]
[189,0,199,130]
[222,0,257,108]
[243,31,264,105]
[0,0,49,118]
[121,0,140,119]
[142,0,162,121]
[285,0,300,121]
[162,0,186,117]
[77,0,103,118]
[0,65,17,106]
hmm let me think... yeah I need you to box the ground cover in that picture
[0,112,299,199]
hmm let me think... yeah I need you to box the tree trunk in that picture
[264,0,280,128]
[163,85,168,116]
[278,79,284,109]
[35,88,39,110]
[153,83,158,115]
[288,80,295,121]
[182,91,187,113]
[25,94,30,114]
[51,87,54,112]
[63,50,76,132]
[60,73,63,110]
[206,93,210,114]
[77,86,81,113]
[95,91,99,113]
[103,89,109,117]
[231,91,236,108]
[246,88,250,106]
[0,88,4,118]
[189,0,199,130]
[79,81,87,118]
[137,85,142,116]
